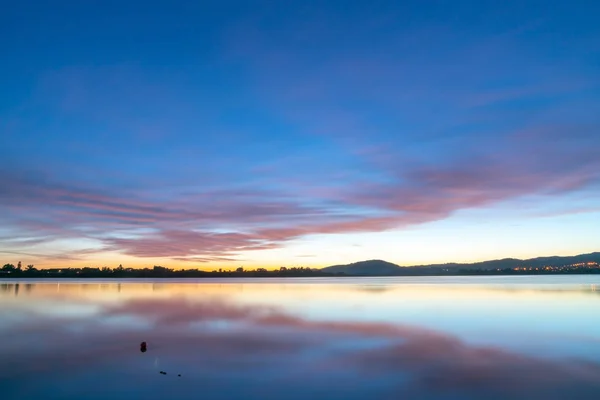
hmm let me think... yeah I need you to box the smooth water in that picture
[1,276,600,399]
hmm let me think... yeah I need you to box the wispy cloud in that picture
[3,119,600,265]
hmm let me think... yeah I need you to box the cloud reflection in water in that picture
[1,282,600,399]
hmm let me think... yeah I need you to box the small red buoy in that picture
[140,341,147,353]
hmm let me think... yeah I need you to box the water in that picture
[1,276,600,399]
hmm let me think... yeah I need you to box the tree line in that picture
[0,263,337,278]
[2,262,599,278]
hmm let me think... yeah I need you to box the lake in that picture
[1,276,600,399]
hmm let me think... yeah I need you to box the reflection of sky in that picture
[2,278,600,399]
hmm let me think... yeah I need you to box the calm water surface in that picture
[1,276,600,399]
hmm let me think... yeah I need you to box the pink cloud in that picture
[2,121,599,264]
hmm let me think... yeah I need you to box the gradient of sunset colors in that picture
[1,1,599,269]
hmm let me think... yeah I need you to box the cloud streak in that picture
[3,121,600,265]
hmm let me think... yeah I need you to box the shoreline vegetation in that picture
[0,268,599,279]
[2,252,600,278]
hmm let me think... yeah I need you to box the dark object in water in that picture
[160,371,167,375]
[178,374,181,377]
[140,341,147,353]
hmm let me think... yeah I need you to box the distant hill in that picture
[321,252,600,276]
[322,260,401,275]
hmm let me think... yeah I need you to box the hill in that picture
[322,260,401,275]
[321,252,600,275]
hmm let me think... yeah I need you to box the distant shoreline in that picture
[3,251,600,278]
[1,270,599,279]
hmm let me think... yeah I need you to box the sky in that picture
[1,0,599,269]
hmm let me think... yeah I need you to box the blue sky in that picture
[1,0,599,268]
